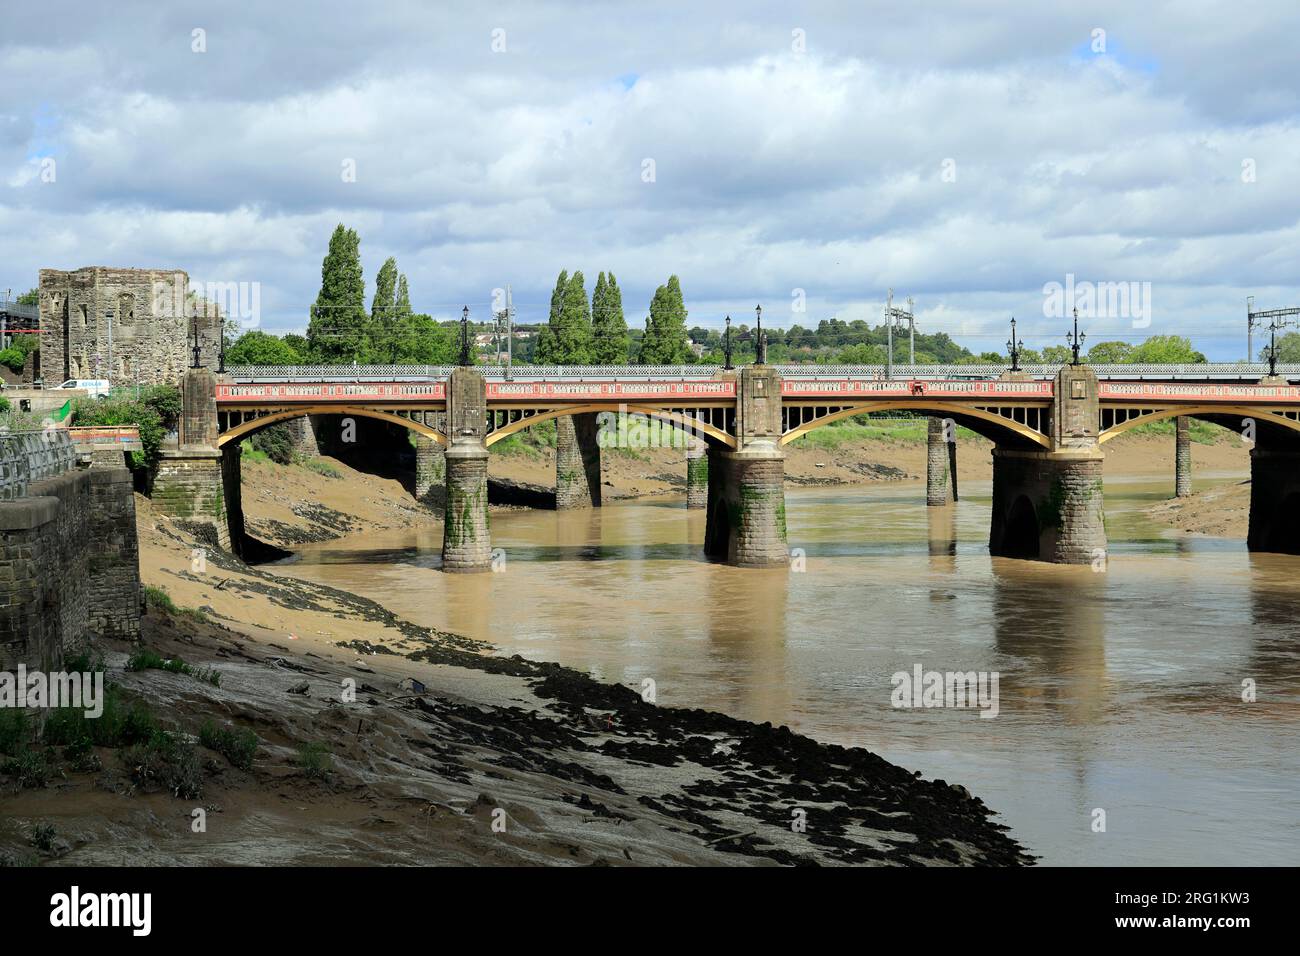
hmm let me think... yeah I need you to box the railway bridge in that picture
[158,361,1300,570]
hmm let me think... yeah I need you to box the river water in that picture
[279,474,1299,866]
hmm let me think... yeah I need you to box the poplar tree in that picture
[306,224,367,363]
[590,272,629,364]
[535,269,594,365]
[533,270,567,365]
[640,275,690,364]
[395,274,413,318]
[369,256,399,362]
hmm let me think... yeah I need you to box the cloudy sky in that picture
[3,1,1298,359]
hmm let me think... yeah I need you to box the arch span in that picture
[484,402,738,448]
[217,405,447,447]
[779,401,1052,449]
[1098,405,1300,444]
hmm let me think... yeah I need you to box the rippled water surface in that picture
[280,475,1300,865]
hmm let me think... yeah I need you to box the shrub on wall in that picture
[71,398,164,470]
[0,348,25,373]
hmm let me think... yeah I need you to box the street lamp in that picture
[723,315,733,370]
[754,303,767,364]
[459,306,471,366]
[1006,316,1023,372]
[1067,307,1086,366]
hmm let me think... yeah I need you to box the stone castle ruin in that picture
[38,267,223,386]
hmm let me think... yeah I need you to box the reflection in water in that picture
[281,478,1299,866]
[706,569,790,720]
[991,563,1108,726]
[927,504,958,559]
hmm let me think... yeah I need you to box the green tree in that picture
[227,330,303,366]
[369,256,399,362]
[590,272,629,364]
[1040,345,1072,364]
[640,275,691,364]
[395,274,413,318]
[535,270,594,365]
[1269,331,1300,363]
[533,270,567,365]
[371,257,398,320]
[386,313,456,364]
[1129,335,1206,363]
[283,333,309,358]
[306,224,368,363]
[835,343,888,364]
[16,288,38,306]
[1086,340,1134,364]
[70,398,164,470]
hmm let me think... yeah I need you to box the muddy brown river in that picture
[278,474,1300,865]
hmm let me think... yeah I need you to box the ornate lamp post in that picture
[1266,320,1281,377]
[1067,307,1086,366]
[459,306,471,366]
[1006,316,1023,372]
[754,303,767,365]
[190,314,203,369]
[723,315,733,370]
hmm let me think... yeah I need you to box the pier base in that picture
[1175,416,1192,498]
[686,445,708,508]
[415,434,445,505]
[989,448,1106,564]
[556,413,602,509]
[442,443,491,572]
[1247,447,1300,554]
[927,417,954,506]
[704,444,788,567]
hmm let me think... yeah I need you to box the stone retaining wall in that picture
[0,430,141,668]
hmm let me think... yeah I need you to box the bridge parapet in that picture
[227,362,1300,384]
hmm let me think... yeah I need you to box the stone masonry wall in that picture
[1,430,142,664]
[686,448,708,508]
[38,266,222,386]
[415,435,445,505]
[718,451,788,567]
[0,470,90,670]
[1175,416,1192,498]
[555,413,602,508]
[1247,448,1300,554]
[86,467,142,639]
[926,416,951,506]
[152,450,230,550]
[441,367,491,571]
[442,447,490,571]
[990,449,1106,565]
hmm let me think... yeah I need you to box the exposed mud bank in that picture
[4,503,1035,866]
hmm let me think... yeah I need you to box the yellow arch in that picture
[218,405,447,447]
[484,402,738,448]
[779,401,1052,448]
[1099,404,1300,443]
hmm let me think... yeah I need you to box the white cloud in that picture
[1,2,1298,359]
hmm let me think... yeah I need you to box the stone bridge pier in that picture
[989,364,1107,565]
[926,416,958,506]
[1247,433,1300,554]
[556,412,602,509]
[441,366,492,572]
[686,441,708,508]
[152,367,242,553]
[704,365,788,567]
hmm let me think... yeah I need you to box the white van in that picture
[56,379,112,399]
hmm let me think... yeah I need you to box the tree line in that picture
[209,224,1267,367]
